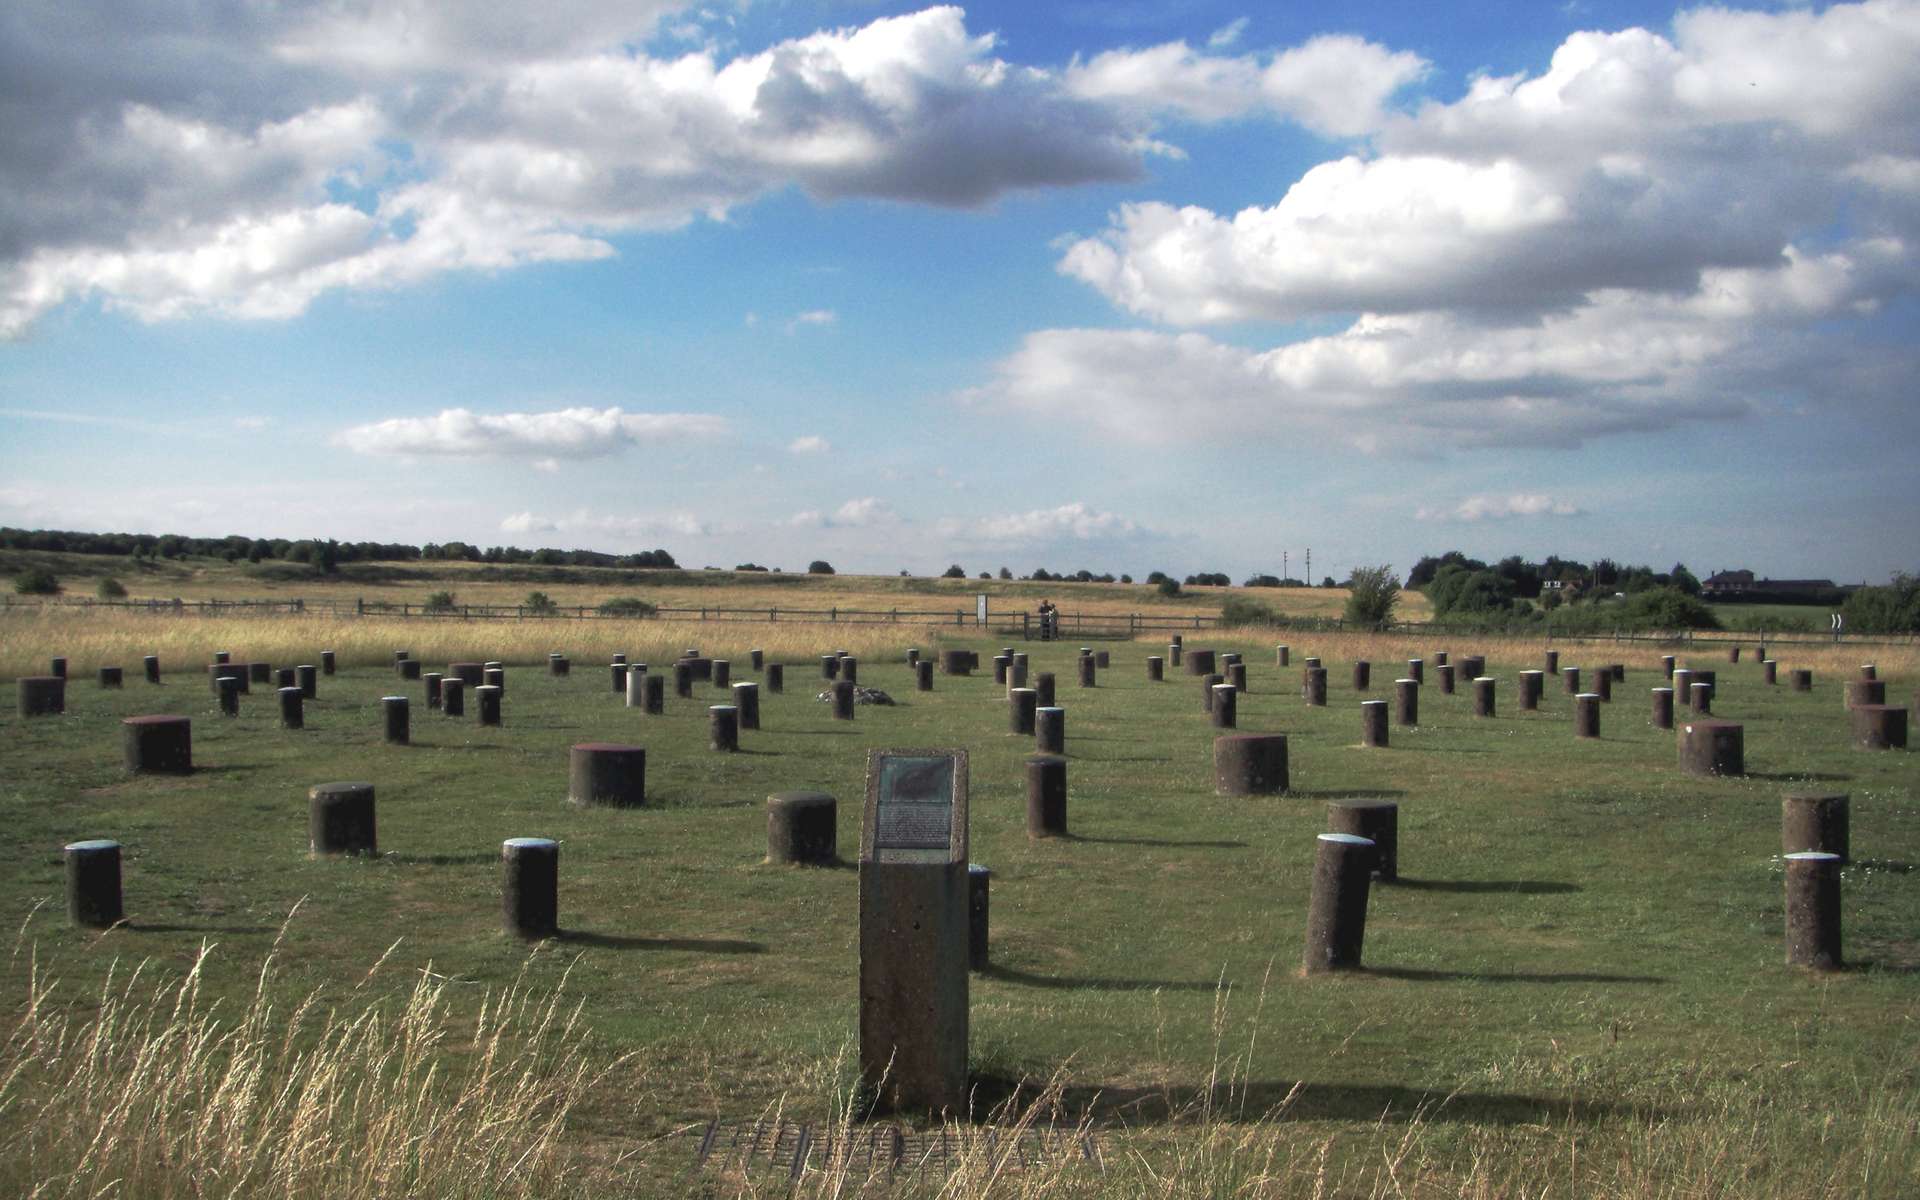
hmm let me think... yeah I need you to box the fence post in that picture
[771,608,777,622]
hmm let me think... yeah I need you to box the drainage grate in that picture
[686,1118,1102,1185]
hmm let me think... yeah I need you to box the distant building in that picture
[1702,569,1845,602]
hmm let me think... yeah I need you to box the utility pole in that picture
[1305,548,1312,585]
[1283,550,1288,583]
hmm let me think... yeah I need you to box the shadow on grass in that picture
[1284,788,1406,800]
[556,930,766,954]
[1393,878,1581,895]
[979,964,1223,993]
[121,921,279,935]
[1072,835,1249,850]
[968,1073,1652,1127]
[388,852,497,866]
[1747,771,1851,783]
[1368,966,1665,984]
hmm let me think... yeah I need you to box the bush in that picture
[1840,574,1920,634]
[1156,578,1181,598]
[1219,595,1274,626]
[597,597,657,617]
[96,577,127,599]
[998,567,1012,580]
[13,568,59,595]
[942,564,965,579]
[1426,565,1514,617]
[807,560,834,575]
[423,590,456,612]
[524,591,557,614]
[1243,574,1281,588]
[1343,565,1400,627]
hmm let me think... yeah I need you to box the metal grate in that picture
[686,1118,1102,1185]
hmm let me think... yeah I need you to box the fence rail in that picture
[3,596,1911,647]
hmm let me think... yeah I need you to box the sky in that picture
[1,0,1916,585]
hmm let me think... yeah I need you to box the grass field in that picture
[2,605,1917,1194]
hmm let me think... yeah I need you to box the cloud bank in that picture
[339,406,728,459]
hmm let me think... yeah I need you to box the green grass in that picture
[2,638,1916,1195]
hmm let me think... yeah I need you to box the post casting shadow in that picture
[980,964,1223,993]
[389,852,497,866]
[556,931,765,954]
[1073,835,1249,850]
[1394,878,1582,895]
[1747,771,1851,783]
[121,921,279,935]
[1284,788,1406,800]
[1368,966,1666,985]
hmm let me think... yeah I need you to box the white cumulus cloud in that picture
[337,406,729,459]
[940,502,1139,544]
[787,435,831,454]
[1415,494,1582,522]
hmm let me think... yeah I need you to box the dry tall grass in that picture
[0,906,626,1199]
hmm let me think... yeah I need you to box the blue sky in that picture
[2,1,1916,583]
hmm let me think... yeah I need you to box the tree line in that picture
[0,528,678,571]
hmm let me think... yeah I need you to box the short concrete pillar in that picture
[1012,652,1029,673]
[97,666,122,689]
[1473,676,1496,717]
[1562,666,1581,694]
[1095,650,1110,669]
[449,662,484,685]
[207,662,246,694]
[1076,655,1096,688]
[767,792,837,864]
[66,840,125,927]
[1544,649,1559,674]
[1352,661,1371,691]
[122,714,191,772]
[1459,655,1485,680]
[610,663,628,692]
[1210,684,1238,729]
[1574,693,1600,738]
[1035,706,1065,754]
[309,782,376,856]
[732,682,760,730]
[569,743,645,806]
[548,654,569,676]
[475,684,502,725]
[502,838,559,938]
[1689,682,1713,714]
[398,659,422,681]
[278,686,304,729]
[1850,705,1908,750]
[321,650,336,675]
[1661,654,1675,678]
[1168,642,1182,668]
[832,679,856,720]
[1147,655,1164,681]
[1025,754,1067,837]
[1791,668,1812,692]
[1009,688,1037,735]
[1610,664,1625,683]
[393,650,410,666]
[673,661,694,698]
[767,663,784,693]
[216,674,241,716]
[1276,645,1290,667]
[1755,644,1767,663]
[1304,667,1328,706]
[713,659,732,688]
[1693,670,1717,702]
[1784,852,1842,970]
[18,676,65,717]
[639,673,664,714]
[968,864,991,971]
[1034,672,1056,708]
[748,648,764,671]
[623,666,644,707]
[1406,658,1424,684]
[442,678,465,717]
[1394,679,1418,727]
[610,653,625,665]
[1228,662,1247,693]
[915,660,933,691]
[1592,669,1612,703]
[1672,669,1695,710]
[1196,673,1220,712]
[1437,664,1455,695]
[1844,679,1885,710]
[246,662,270,685]
[211,652,229,665]
[939,649,971,676]
[1329,801,1398,881]
[483,666,505,692]
[144,655,161,684]
[1170,634,1183,648]
[1859,664,1877,681]
[424,672,443,710]
[1651,687,1675,729]
[1516,670,1542,711]
[1303,833,1375,974]
[1783,793,1849,861]
[382,695,408,744]
[1763,660,1777,685]
[1187,649,1216,677]
[275,665,295,691]
[1360,700,1389,747]
[992,655,1010,685]
[1213,732,1288,795]
[1729,644,1742,663]
[1678,719,1743,775]
[709,704,740,752]
[1431,651,1448,667]
[297,664,317,698]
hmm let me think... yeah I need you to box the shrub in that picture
[807,560,834,575]
[95,577,127,599]
[1243,574,1281,588]
[1157,578,1181,598]
[423,590,456,612]
[597,597,657,617]
[13,567,59,595]
[997,567,1012,580]
[943,564,966,579]
[524,591,557,614]
[1426,565,1514,617]
[1219,595,1274,626]
[1841,573,1920,634]
[1343,565,1400,627]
